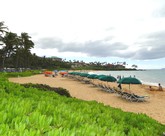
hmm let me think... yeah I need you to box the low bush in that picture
[1,70,42,78]
[22,83,71,97]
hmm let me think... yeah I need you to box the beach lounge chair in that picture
[103,85,116,93]
[115,90,124,96]
[113,89,149,102]
[97,83,115,93]
[82,78,91,84]
[93,83,103,89]
[130,94,149,102]
[122,93,149,102]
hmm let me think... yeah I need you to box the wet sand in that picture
[9,74,165,124]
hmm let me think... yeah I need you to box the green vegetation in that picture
[22,83,71,97]
[0,75,164,135]
[1,70,42,78]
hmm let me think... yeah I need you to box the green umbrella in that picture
[87,74,98,79]
[99,75,117,82]
[79,73,90,77]
[94,75,106,79]
[117,77,142,90]
[117,77,142,84]
[68,72,78,75]
[72,72,81,75]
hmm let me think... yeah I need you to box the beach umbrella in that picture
[71,72,81,75]
[99,75,117,82]
[79,73,90,77]
[117,77,142,90]
[94,75,106,79]
[68,72,74,75]
[44,71,53,77]
[117,77,142,84]
[59,71,68,77]
[59,71,68,75]
[87,74,98,79]
[68,72,81,77]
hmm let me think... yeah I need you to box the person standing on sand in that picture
[118,83,122,90]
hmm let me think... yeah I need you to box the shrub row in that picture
[22,83,71,97]
[1,70,42,78]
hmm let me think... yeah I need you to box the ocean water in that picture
[88,69,165,87]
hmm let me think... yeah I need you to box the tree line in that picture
[0,21,72,71]
[0,21,34,69]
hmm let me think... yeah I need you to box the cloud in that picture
[153,8,165,18]
[133,31,165,59]
[35,31,165,61]
[36,37,135,58]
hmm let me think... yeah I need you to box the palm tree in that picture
[132,64,138,69]
[19,32,34,68]
[20,33,34,50]
[0,21,8,34]
[1,32,19,69]
[0,21,8,45]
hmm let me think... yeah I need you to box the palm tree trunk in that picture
[2,56,5,70]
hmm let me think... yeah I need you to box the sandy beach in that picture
[9,74,165,124]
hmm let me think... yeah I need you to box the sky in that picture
[1,0,165,69]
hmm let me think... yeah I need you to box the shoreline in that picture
[76,70,165,88]
[142,81,164,88]
[9,74,165,124]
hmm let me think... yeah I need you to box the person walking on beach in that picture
[118,83,122,90]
